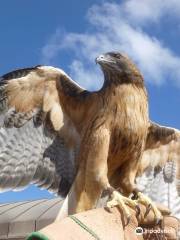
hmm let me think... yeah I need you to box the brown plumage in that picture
[0,54,179,223]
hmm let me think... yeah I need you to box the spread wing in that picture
[137,122,180,216]
[145,122,179,150]
[0,66,83,196]
[144,122,180,191]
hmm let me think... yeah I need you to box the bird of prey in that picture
[0,53,179,224]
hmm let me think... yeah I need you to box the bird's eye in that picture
[110,53,121,58]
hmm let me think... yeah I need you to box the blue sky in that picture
[0,0,179,203]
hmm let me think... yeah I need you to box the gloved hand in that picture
[27,203,180,240]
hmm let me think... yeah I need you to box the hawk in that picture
[0,53,179,224]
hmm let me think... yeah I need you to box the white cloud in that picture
[41,0,180,90]
[124,0,180,26]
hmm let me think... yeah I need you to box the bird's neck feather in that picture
[102,69,144,89]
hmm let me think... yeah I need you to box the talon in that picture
[106,190,139,225]
[144,203,152,217]
[136,192,163,223]
[155,218,162,225]
[135,205,141,217]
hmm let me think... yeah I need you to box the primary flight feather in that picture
[0,66,81,195]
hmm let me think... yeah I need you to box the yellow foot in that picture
[107,190,139,225]
[137,192,163,223]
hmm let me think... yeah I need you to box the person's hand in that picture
[27,203,179,240]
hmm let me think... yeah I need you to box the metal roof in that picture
[0,198,63,240]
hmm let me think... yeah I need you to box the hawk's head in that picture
[96,51,143,84]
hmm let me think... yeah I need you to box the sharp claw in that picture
[155,218,162,225]
[136,192,163,224]
[104,206,112,213]
[144,203,152,217]
[135,205,141,217]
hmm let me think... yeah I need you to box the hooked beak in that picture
[95,54,116,65]
[95,55,106,64]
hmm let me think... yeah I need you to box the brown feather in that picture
[61,52,180,215]
[1,57,179,218]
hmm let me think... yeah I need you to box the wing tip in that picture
[0,65,43,81]
[58,178,72,198]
